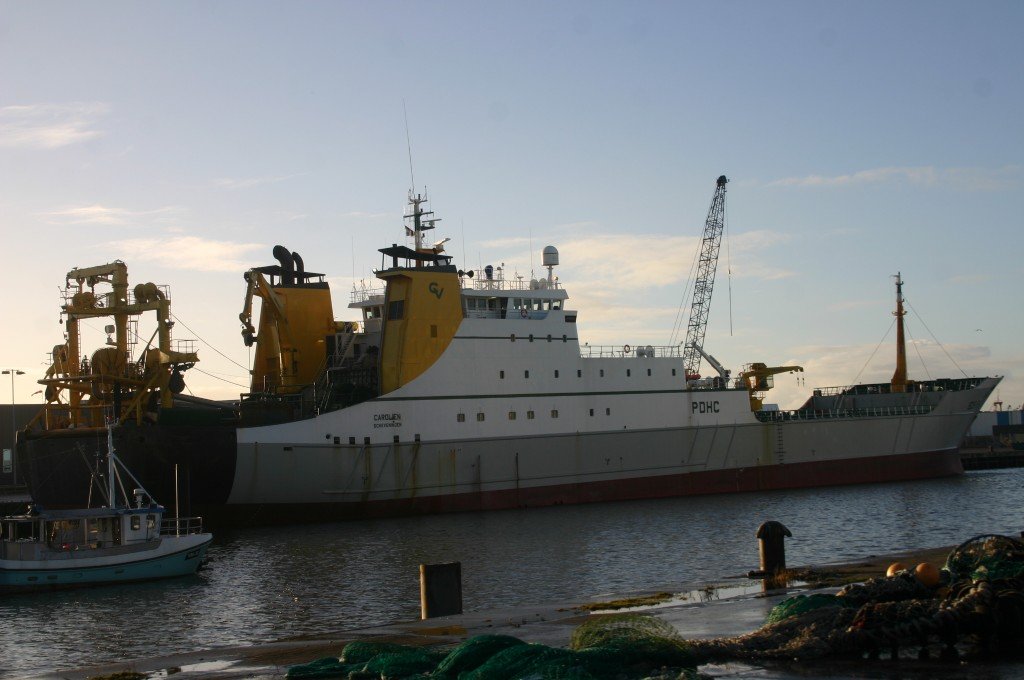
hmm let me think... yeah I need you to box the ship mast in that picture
[891,272,908,393]
[682,175,728,381]
[407,192,439,254]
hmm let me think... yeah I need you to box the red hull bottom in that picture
[205,449,965,526]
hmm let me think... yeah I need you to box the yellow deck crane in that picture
[37,261,198,428]
[739,362,805,411]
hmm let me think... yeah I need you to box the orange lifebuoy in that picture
[520,309,528,318]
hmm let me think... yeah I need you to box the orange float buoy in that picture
[886,562,907,577]
[914,562,941,587]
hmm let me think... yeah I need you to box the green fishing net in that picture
[286,615,697,680]
[765,593,847,625]
[945,534,1024,582]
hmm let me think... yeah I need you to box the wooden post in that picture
[420,562,463,619]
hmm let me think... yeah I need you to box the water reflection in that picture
[2,468,1022,678]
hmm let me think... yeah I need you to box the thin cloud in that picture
[765,165,1021,191]
[41,204,186,225]
[340,211,393,220]
[948,274,991,285]
[42,204,185,226]
[0,102,108,149]
[105,236,266,273]
[212,174,304,190]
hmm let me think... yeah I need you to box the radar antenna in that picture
[682,175,728,381]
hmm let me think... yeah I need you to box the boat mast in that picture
[407,192,438,254]
[682,175,728,381]
[891,272,908,393]
[106,425,117,507]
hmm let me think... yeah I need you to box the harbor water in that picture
[3,468,1023,678]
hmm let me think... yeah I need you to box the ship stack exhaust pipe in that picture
[273,245,295,285]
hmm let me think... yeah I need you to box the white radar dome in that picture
[542,246,559,267]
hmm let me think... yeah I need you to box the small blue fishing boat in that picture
[1,426,212,593]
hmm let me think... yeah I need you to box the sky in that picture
[1,0,1022,411]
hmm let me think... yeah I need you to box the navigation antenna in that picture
[682,175,728,381]
[403,99,415,194]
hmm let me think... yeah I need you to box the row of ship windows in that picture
[500,368,677,379]
[456,407,612,422]
[511,334,568,342]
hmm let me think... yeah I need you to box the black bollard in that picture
[756,521,792,575]
[419,562,463,619]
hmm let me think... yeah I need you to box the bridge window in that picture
[387,300,404,320]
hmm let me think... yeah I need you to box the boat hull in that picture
[0,535,212,594]
[203,447,962,524]
[20,377,999,526]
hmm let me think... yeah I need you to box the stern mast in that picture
[891,272,908,393]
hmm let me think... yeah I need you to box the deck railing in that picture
[755,404,935,423]
[810,378,988,397]
[580,345,682,359]
[160,516,205,536]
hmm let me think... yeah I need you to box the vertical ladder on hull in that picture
[775,424,786,465]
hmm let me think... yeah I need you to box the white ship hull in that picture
[225,312,998,518]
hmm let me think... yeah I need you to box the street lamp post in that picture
[2,369,25,481]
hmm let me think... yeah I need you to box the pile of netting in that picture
[691,533,1024,662]
[288,534,1024,678]
[287,614,699,679]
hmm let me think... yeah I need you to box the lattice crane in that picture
[682,175,728,380]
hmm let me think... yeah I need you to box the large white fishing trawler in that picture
[19,176,999,523]
[221,176,999,521]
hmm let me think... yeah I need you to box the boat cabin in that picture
[1,504,163,561]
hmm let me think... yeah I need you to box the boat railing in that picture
[754,404,935,422]
[350,287,386,305]
[160,516,205,536]
[468,278,561,292]
[580,344,682,359]
[811,378,989,397]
